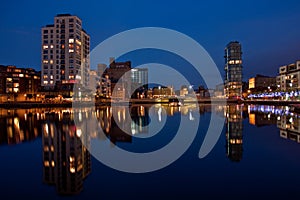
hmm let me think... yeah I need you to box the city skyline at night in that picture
[1,0,300,84]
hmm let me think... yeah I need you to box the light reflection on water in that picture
[0,104,300,197]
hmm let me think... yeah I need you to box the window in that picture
[43,30,48,34]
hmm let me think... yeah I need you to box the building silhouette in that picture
[41,14,90,91]
[224,41,243,99]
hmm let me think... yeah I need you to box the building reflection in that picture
[0,109,42,145]
[225,104,243,162]
[247,104,300,143]
[278,113,300,143]
[42,111,91,195]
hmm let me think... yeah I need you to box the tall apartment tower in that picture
[224,41,243,99]
[41,14,90,89]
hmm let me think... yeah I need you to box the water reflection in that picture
[225,105,243,162]
[248,104,300,143]
[1,104,300,196]
[42,111,91,195]
[0,109,42,145]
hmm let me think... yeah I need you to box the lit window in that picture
[43,80,48,84]
[13,88,19,93]
[75,39,81,45]
[50,75,53,79]
[51,161,55,167]
[70,167,76,173]
[69,49,74,53]
[44,161,50,167]
[13,83,19,88]
[50,80,54,84]
[44,146,49,152]
[50,45,54,48]
[43,75,48,79]
[50,60,53,64]
[43,60,49,64]
[69,38,74,43]
[19,74,24,77]
[43,45,48,49]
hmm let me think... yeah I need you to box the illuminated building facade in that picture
[41,14,90,89]
[224,41,243,99]
[248,74,276,92]
[276,61,300,91]
[96,64,111,98]
[225,105,243,162]
[106,57,131,99]
[131,68,148,98]
[0,65,41,101]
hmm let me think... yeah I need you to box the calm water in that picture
[0,104,300,199]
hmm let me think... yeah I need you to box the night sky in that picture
[1,0,300,84]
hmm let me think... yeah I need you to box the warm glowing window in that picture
[70,167,76,173]
[43,60,49,64]
[44,146,49,152]
[50,45,54,48]
[50,60,53,64]
[50,80,54,84]
[50,75,53,79]
[69,38,74,43]
[43,80,48,84]
[75,39,81,45]
[43,45,49,49]
[19,74,24,77]
[69,49,74,53]
[13,83,19,88]
[6,78,12,82]
[44,161,50,167]
[13,88,19,93]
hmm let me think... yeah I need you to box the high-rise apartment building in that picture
[131,68,148,98]
[224,41,243,99]
[41,14,90,89]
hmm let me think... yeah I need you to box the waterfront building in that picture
[152,86,174,98]
[0,65,41,101]
[248,74,276,92]
[224,41,243,99]
[276,60,300,91]
[105,57,131,100]
[131,68,148,98]
[41,14,90,90]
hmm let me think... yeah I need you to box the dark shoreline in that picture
[0,99,299,109]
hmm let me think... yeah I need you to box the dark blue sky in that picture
[1,0,300,82]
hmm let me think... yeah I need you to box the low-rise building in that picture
[0,65,41,101]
